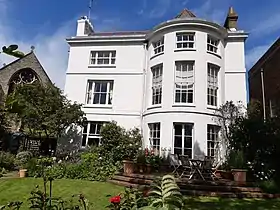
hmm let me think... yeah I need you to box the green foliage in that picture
[0,201,23,210]
[0,151,15,171]
[258,180,280,194]
[15,151,33,169]
[1,45,25,58]
[6,83,86,138]
[100,121,142,162]
[147,175,183,209]
[225,150,246,169]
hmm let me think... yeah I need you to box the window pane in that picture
[82,134,87,146]
[89,123,96,134]
[100,93,106,104]
[174,136,182,147]
[184,137,192,148]
[177,35,182,41]
[88,138,100,146]
[94,82,101,92]
[93,93,100,104]
[174,148,182,155]
[101,82,107,92]
[174,124,182,135]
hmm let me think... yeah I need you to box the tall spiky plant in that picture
[142,175,184,210]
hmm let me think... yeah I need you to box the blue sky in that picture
[0,0,279,89]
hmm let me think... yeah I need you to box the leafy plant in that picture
[15,151,33,169]
[0,152,15,171]
[0,201,23,210]
[146,175,183,209]
[226,150,246,169]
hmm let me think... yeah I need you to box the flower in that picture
[110,195,121,204]
[52,157,57,161]
[58,160,62,164]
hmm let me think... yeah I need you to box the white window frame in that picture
[173,123,193,158]
[207,125,220,158]
[151,64,163,105]
[149,123,161,155]
[82,121,105,147]
[153,38,164,55]
[174,61,194,104]
[86,80,113,106]
[89,51,116,66]
[176,33,195,49]
[207,64,219,107]
[207,36,219,54]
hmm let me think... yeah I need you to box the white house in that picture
[64,8,248,159]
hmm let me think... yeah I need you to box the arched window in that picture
[8,68,39,94]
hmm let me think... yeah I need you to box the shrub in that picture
[225,150,247,170]
[258,180,280,194]
[15,151,33,169]
[0,151,15,171]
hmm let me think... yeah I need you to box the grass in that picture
[0,178,280,209]
[0,178,123,209]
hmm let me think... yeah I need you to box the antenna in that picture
[88,0,93,20]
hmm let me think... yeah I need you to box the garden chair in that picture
[168,154,182,177]
[201,156,215,180]
[179,155,192,178]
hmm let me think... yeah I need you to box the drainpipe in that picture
[260,68,266,122]
[140,42,148,147]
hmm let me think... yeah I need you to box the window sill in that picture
[88,65,116,68]
[207,51,221,59]
[83,104,113,109]
[147,105,162,110]
[172,103,196,108]
[174,49,196,52]
[207,105,218,111]
[150,52,164,60]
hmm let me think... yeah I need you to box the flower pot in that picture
[146,164,152,174]
[19,169,27,178]
[215,170,233,180]
[231,169,247,184]
[123,160,134,175]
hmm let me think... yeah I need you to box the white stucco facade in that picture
[64,11,248,159]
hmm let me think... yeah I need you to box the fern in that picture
[146,175,183,210]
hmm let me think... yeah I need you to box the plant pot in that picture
[123,160,134,175]
[19,169,27,178]
[231,169,247,184]
[215,170,233,180]
[146,164,152,174]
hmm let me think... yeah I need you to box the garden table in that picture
[189,159,205,181]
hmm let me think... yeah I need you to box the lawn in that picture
[0,178,123,209]
[0,178,280,210]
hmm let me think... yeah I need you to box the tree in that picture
[5,83,86,139]
[214,101,244,162]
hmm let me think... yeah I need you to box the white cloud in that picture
[0,1,74,89]
[245,43,272,69]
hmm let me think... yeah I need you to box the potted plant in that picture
[227,150,247,184]
[15,151,33,178]
[135,150,146,174]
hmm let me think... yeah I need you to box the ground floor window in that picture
[207,125,220,158]
[149,123,161,155]
[173,123,193,158]
[82,121,105,147]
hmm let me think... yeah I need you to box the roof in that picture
[0,51,33,71]
[175,8,196,18]
[249,37,280,77]
[88,30,148,36]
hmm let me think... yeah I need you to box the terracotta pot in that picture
[123,160,134,175]
[19,169,27,178]
[231,169,247,184]
[146,164,152,174]
[215,170,233,180]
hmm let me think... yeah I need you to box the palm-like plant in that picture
[142,175,183,210]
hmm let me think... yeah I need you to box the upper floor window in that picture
[86,80,113,105]
[176,33,195,49]
[151,64,163,105]
[149,123,161,155]
[82,121,105,147]
[175,61,194,103]
[207,36,219,54]
[207,125,220,158]
[153,38,164,55]
[207,64,219,106]
[90,51,116,66]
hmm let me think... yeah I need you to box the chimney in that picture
[76,16,94,36]
[224,6,238,31]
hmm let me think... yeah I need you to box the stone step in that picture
[112,174,262,193]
